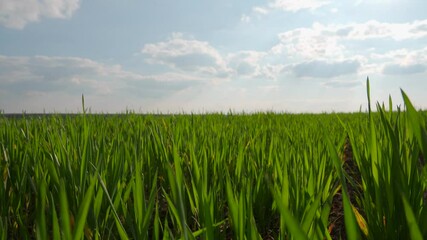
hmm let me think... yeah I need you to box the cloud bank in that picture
[0,0,80,29]
[0,55,200,103]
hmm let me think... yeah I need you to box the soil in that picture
[328,137,364,240]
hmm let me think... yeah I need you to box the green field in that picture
[1,86,427,239]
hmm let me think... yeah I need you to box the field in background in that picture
[1,86,427,239]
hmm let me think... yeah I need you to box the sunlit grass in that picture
[1,82,426,239]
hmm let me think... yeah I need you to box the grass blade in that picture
[272,187,309,240]
[73,176,96,240]
[60,181,72,240]
[402,195,423,240]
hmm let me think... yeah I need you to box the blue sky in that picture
[1,0,427,113]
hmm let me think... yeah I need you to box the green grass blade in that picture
[52,197,61,240]
[133,162,144,238]
[402,195,423,240]
[225,177,238,236]
[343,191,360,240]
[163,189,182,233]
[418,204,427,237]
[272,188,309,240]
[367,77,371,114]
[154,201,160,240]
[73,176,96,240]
[401,89,427,155]
[46,159,60,187]
[301,194,322,233]
[142,172,158,236]
[36,179,47,240]
[97,174,129,239]
[60,181,72,240]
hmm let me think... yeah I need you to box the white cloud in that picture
[342,20,427,41]
[273,23,345,60]
[226,51,284,80]
[0,55,126,95]
[293,60,360,78]
[0,55,201,102]
[268,0,331,12]
[368,47,427,76]
[141,72,206,83]
[142,33,231,77]
[252,6,269,15]
[274,20,427,58]
[240,14,250,23]
[1,55,223,113]
[247,0,330,22]
[322,20,427,41]
[322,80,362,89]
[260,64,285,80]
[142,34,289,82]
[227,51,265,76]
[383,63,427,75]
[330,8,338,13]
[0,0,80,29]
[371,48,427,65]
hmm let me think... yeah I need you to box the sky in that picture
[1,0,427,113]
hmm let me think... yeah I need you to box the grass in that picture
[1,82,427,239]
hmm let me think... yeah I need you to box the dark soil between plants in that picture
[328,137,364,240]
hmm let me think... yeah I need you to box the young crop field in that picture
[1,84,427,239]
